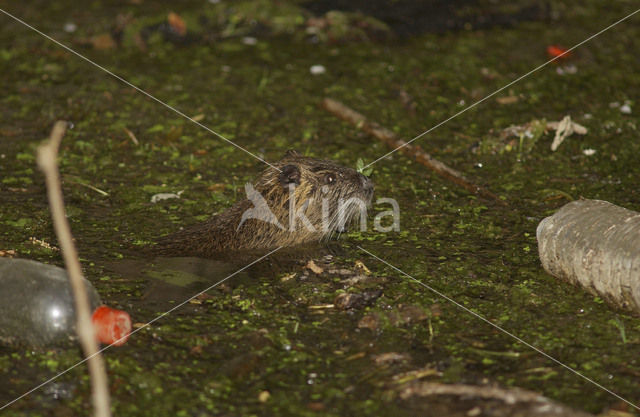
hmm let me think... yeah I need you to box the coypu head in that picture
[253,150,374,241]
[153,150,375,257]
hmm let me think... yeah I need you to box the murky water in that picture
[1,0,639,415]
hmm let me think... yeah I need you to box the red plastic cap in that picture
[547,45,571,59]
[92,305,132,346]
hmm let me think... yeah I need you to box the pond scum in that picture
[1,1,640,415]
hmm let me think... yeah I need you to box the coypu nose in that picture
[360,174,374,193]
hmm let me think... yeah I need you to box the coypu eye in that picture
[324,173,337,185]
[279,164,301,188]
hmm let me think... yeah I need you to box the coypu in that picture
[154,150,374,257]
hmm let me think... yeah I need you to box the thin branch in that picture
[63,174,110,196]
[36,121,111,417]
[322,98,506,205]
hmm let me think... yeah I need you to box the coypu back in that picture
[154,150,374,258]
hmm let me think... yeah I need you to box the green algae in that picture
[1,0,640,416]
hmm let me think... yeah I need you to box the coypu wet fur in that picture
[154,150,374,257]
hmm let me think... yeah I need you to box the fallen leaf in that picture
[258,390,270,403]
[280,272,296,282]
[307,402,325,411]
[496,95,519,105]
[334,293,364,310]
[358,313,380,330]
[91,33,117,50]
[354,260,371,274]
[306,260,324,274]
[168,12,187,36]
[207,183,226,192]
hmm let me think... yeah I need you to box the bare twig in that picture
[122,126,139,145]
[36,121,111,417]
[322,98,505,205]
[398,381,587,409]
[63,174,110,196]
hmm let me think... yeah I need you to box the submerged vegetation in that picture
[1,0,639,415]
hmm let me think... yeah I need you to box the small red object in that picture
[92,305,132,346]
[547,45,571,59]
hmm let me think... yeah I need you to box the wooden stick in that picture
[322,98,505,204]
[398,381,590,413]
[37,121,111,417]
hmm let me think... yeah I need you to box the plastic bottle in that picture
[537,199,640,313]
[0,257,131,348]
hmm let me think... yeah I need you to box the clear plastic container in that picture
[537,199,640,313]
[0,257,131,348]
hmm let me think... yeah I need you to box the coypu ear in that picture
[284,149,301,158]
[279,164,301,188]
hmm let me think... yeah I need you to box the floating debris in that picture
[479,118,546,156]
[122,127,139,145]
[63,22,77,33]
[0,250,17,258]
[334,289,382,310]
[547,45,571,59]
[556,64,577,75]
[548,115,587,151]
[150,191,184,203]
[305,260,324,274]
[29,237,59,251]
[373,352,410,366]
[538,199,640,314]
[478,115,588,156]
[258,390,270,403]
[496,95,519,105]
[309,64,326,75]
[242,36,257,45]
[167,12,187,37]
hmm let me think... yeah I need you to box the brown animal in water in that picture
[154,150,374,257]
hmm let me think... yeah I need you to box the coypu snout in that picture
[359,173,374,198]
